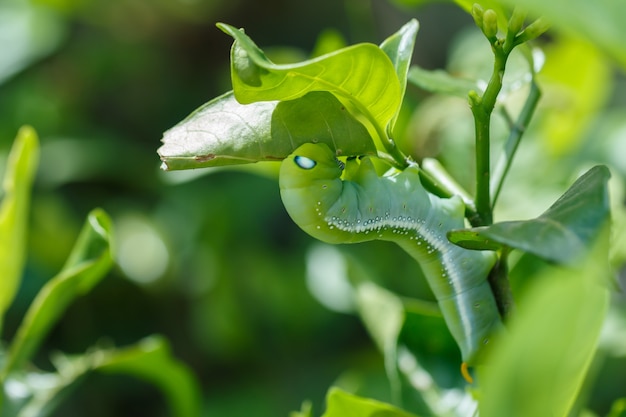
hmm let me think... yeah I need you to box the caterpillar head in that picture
[279,143,346,240]
[279,143,343,189]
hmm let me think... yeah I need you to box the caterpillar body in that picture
[279,143,502,364]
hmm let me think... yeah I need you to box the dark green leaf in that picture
[217,23,402,134]
[449,165,611,264]
[2,209,113,376]
[407,66,480,98]
[379,19,419,129]
[158,91,376,170]
[0,127,39,329]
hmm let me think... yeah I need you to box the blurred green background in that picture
[2,0,625,416]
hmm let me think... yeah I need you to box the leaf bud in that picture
[482,9,498,39]
[472,3,484,29]
[508,9,527,36]
[518,17,550,43]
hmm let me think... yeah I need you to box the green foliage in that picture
[449,165,611,263]
[0,0,66,84]
[217,22,403,135]
[159,90,376,170]
[479,241,609,417]
[3,0,626,415]
[0,126,38,331]
[0,129,200,417]
[497,0,626,68]
[2,208,113,377]
[158,5,622,416]
[321,387,418,417]
[159,20,419,170]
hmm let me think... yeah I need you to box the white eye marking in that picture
[294,155,317,170]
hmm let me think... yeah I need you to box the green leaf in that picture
[356,282,405,402]
[449,165,611,264]
[497,0,626,69]
[537,37,611,155]
[479,242,609,417]
[217,22,402,136]
[2,209,113,377]
[607,398,626,417]
[407,66,480,98]
[2,336,200,417]
[379,19,419,130]
[0,126,39,330]
[94,336,201,417]
[158,91,376,170]
[0,2,66,84]
[321,387,419,417]
[290,401,313,417]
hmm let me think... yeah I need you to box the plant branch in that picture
[488,247,515,320]
[491,80,541,206]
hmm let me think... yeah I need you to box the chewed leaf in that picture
[158,91,376,170]
[449,165,611,264]
[218,23,402,134]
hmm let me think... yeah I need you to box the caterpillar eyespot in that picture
[294,155,317,170]
[279,143,502,365]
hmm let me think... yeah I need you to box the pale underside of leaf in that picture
[158,91,376,170]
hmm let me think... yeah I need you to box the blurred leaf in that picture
[607,399,626,417]
[0,126,39,330]
[290,400,313,417]
[356,282,405,401]
[389,0,511,30]
[379,19,419,129]
[497,0,626,69]
[478,238,610,417]
[0,1,66,84]
[1,336,200,417]
[2,209,113,376]
[94,336,201,417]
[449,165,611,264]
[321,387,419,417]
[537,37,611,155]
[217,22,402,133]
[408,66,479,98]
[311,29,347,58]
[158,91,375,170]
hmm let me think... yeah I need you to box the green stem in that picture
[469,39,513,226]
[491,80,541,206]
[488,247,515,320]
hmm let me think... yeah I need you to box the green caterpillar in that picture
[279,143,502,365]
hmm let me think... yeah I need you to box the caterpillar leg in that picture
[461,362,474,384]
